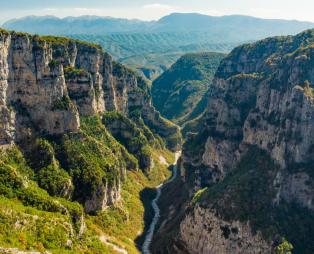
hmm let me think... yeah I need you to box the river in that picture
[142,151,181,254]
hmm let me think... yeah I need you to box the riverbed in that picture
[142,151,181,254]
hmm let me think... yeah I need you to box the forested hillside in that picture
[152,52,225,125]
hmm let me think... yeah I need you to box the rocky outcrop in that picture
[177,206,271,254]
[84,178,121,213]
[0,31,180,146]
[0,29,180,213]
[0,32,80,145]
[154,29,314,253]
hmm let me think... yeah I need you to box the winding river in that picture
[142,151,181,254]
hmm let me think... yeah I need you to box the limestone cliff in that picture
[0,29,180,214]
[153,29,314,254]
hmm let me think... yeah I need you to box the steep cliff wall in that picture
[0,29,181,215]
[153,29,314,254]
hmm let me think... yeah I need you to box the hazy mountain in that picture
[3,13,313,80]
[70,33,235,79]
[2,15,150,34]
[3,13,314,41]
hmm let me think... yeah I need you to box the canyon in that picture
[0,21,314,254]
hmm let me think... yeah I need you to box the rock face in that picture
[153,29,314,254]
[0,30,180,213]
[84,179,121,213]
[178,206,271,254]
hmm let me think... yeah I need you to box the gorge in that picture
[0,16,314,254]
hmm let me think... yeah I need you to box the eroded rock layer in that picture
[0,30,181,214]
[153,29,314,254]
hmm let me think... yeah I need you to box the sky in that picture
[0,0,314,24]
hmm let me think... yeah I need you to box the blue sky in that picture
[1,0,314,24]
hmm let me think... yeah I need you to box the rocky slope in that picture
[0,29,180,253]
[152,52,225,126]
[152,29,314,254]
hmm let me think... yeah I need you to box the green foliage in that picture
[103,111,155,170]
[30,139,55,170]
[74,39,102,50]
[183,130,209,159]
[0,161,25,197]
[49,59,61,69]
[192,187,208,204]
[57,132,116,199]
[50,115,137,202]
[22,138,72,198]
[0,196,113,254]
[89,148,174,253]
[41,35,72,45]
[152,52,225,125]
[0,146,82,217]
[37,164,72,198]
[0,28,10,36]
[52,96,72,111]
[64,66,89,80]
[112,61,136,77]
[276,239,294,254]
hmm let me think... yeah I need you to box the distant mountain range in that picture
[3,13,314,79]
[3,13,314,41]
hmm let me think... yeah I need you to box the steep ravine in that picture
[142,151,181,254]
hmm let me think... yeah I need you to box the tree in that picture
[275,239,293,254]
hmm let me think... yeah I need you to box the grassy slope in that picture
[0,115,175,254]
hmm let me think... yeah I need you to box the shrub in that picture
[275,239,294,254]
[37,164,72,198]
[51,95,71,111]
[64,66,88,79]
[48,59,60,69]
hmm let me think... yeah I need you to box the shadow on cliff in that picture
[135,186,156,251]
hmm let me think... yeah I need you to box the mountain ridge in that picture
[3,13,314,37]
[4,13,313,82]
